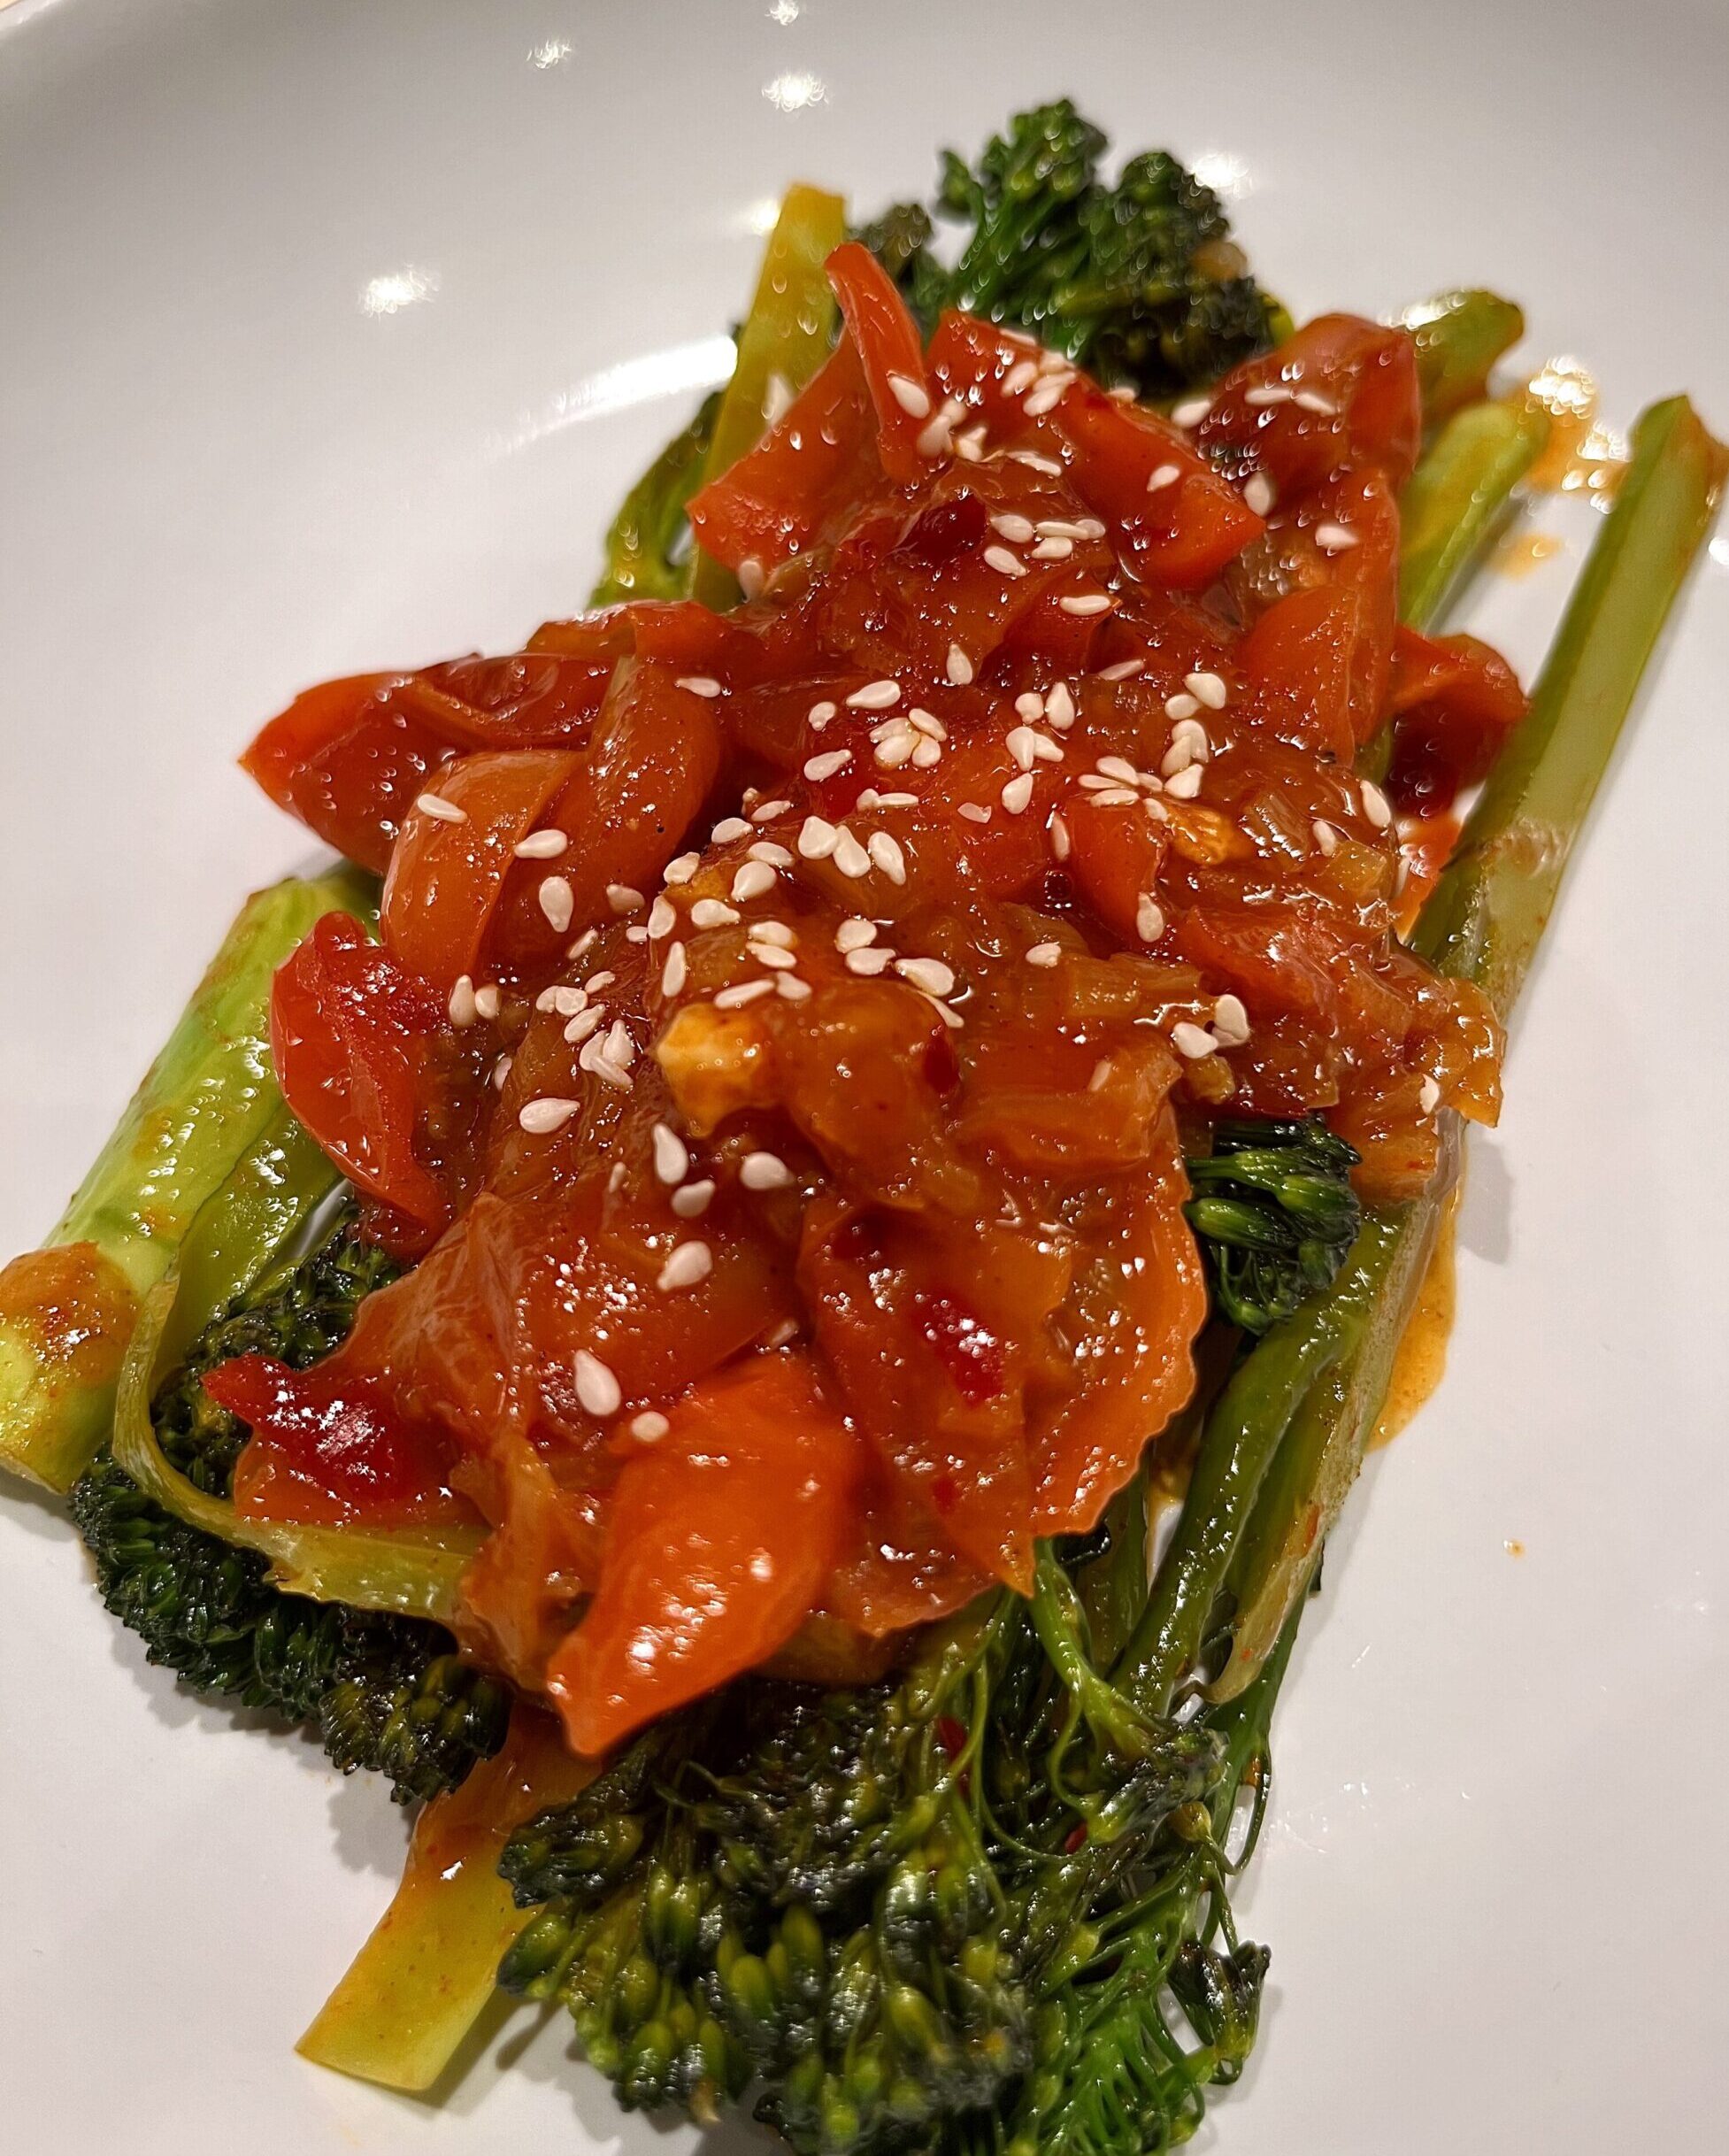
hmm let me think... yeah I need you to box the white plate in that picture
[3,2,1726,2150]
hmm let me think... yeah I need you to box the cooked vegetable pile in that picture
[0,104,1720,2154]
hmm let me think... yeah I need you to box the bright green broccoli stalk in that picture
[1184,1117,1364,1336]
[68,1212,508,1805]
[861,102,1283,396]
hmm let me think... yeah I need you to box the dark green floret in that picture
[1184,1117,1363,1336]
[67,1213,508,1805]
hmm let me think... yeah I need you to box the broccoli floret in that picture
[1184,1117,1364,1336]
[68,1213,508,1805]
[864,103,1280,397]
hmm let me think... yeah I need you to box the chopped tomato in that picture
[1199,314,1422,492]
[825,241,932,482]
[1385,626,1529,814]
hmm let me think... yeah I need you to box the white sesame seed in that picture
[714,979,774,1010]
[1245,384,1294,409]
[711,817,751,843]
[834,917,877,952]
[1003,358,1040,397]
[910,735,941,769]
[886,371,931,418]
[1006,725,1043,774]
[1073,518,1107,540]
[750,798,793,825]
[538,877,574,933]
[1026,942,1062,968]
[1088,1058,1113,1092]
[1107,382,1138,403]
[519,1096,580,1135]
[413,789,468,827]
[1096,658,1145,681]
[808,698,837,728]
[1172,396,1212,427]
[737,558,765,600]
[664,852,701,885]
[1360,779,1394,829]
[731,860,780,905]
[775,973,811,1002]
[1060,593,1112,616]
[1294,389,1338,415]
[1161,739,1195,777]
[1089,786,1140,807]
[1023,377,1072,417]
[1011,448,1064,476]
[672,1179,716,1217]
[1015,690,1045,721]
[1243,471,1275,517]
[643,895,675,941]
[630,1411,670,1443]
[1164,764,1203,800]
[924,996,964,1031]
[1172,1021,1218,1059]
[1094,755,1138,788]
[448,974,477,1026]
[1185,671,1228,709]
[661,941,688,996]
[752,920,796,948]
[1031,535,1073,561]
[945,643,974,686]
[1146,462,1182,493]
[908,707,945,740]
[602,1019,635,1070]
[915,412,954,458]
[1418,1075,1441,1115]
[797,814,840,861]
[832,827,872,878]
[741,1151,794,1191]
[1001,772,1035,815]
[1044,681,1075,727]
[895,956,956,997]
[847,678,902,712]
[565,1006,603,1044]
[958,801,991,825]
[873,725,917,770]
[1312,819,1339,857]
[690,898,742,929]
[749,943,797,970]
[803,748,853,782]
[1212,994,1251,1047]
[586,970,617,994]
[573,1350,621,1417]
[1136,895,1165,943]
[657,1240,713,1293]
[676,675,722,698]
[762,371,795,426]
[492,1052,513,1090]
[467,983,497,1021]
[608,1161,626,1192]
[607,884,644,914]
[1048,811,1071,859]
[1078,774,1117,791]
[650,1121,689,1185]
[984,544,1027,579]
[513,828,568,859]
[1164,691,1200,722]
[866,831,907,884]
[1315,522,1358,552]
[990,512,1036,544]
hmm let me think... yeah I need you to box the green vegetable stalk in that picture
[1399,397,1551,631]
[1405,289,1526,424]
[0,866,373,1493]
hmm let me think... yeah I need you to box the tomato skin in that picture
[270,913,448,1227]
[825,241,932,482]
[1199,314,1423,493]
[546,1352,863,1753]
[1237,585,1365,764]
[1385,627,1528,813]
[244,673,446,876]
[1055,384,1264,589]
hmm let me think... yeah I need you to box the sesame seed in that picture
[1007,725,1043,773]
[657,1240,714,1293]
[1001,772,1035,815]
[887,371,931,418]
[834,917,877,952]
[1164,764,1203,800]
[466,983,497,1022]
[797,814,840,861]
[1023,377,1072,417]
[958,801,991,824]
[1136,894,1165,943]
[1171,395,1212,427]
[945,643,974,686]
[1312,819,1339,857]
[1015,691,1045,720]
[1315,522,1358,552]
[896,956,956,997]
[909,706,945,741]
[1360,779,1394,829]
[1096,658,1145,681]
[775,974,812,1002]
[586,970,617,994]
[1026,942,1062,968]
[492,1052,513,1090]
[573,1350,621,1417]
[750,799,792,825]
[984,544,1027,579]
[808,698,837,728]
[415,792,466,826]
[448,974,477,1026]
[731,860,780,905]
[1089,786,1139,807]
[1078,774,1117,791]
[762,1319,799,1349]
[514,828,568,859]
[690,898,742,929]
[1243,471,1275,517]
[1088,1058,1113,1093]
[1011,449,1064,476]
[519,1096,580,1135]
[1092,756,1136,788]
[630,1411,669,1443]
[737,558,766,600]
[1212,996,1251,1047]
[1108,382,1139,403]
[990,512,1036,543]
[714,979,773,1010]
[956,424,988,462]
[1172,1021,1218,1059]
[676,675,722,698]
[911,735,941,769]
[866,831,907,884]
[1060,593,1112,616]
[663,852,700,885]
[1418,1075,1441,1115]
[607,884,644,914]
[1049,811,1071,860]
[741,1151,795,1190]
[538,877,574,933]
[650,1122,689,1185]
[803,748,852,782]
[832,828,872,878]
[1245,384,1294,409]
[925,996,964,1031]
[643,895,675,941]
[752,920,795,948]
[847,679,902,712]
[1003,358,1040,396]
[1164,691,1200,721]
[661,941,687,996]
[1185,671,1228,709]
[1294,389,1337,415]
[1032,535,1074,560]
[762,372,795,426]
[915,412,954,458]
[1044,681,1075,726]
[749,943,797,970]
[565,1006,603,1044]
[711,816,751,843]
[873,724,917,770]
[1146,462,1182,493]
[672,1179,716,1217]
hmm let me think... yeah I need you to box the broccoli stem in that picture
[689,183,847,609]
[299,1706,592,2091]
[0,866,373,1493]
[1407,289,1526,424]
[1398,397,1552,633]
[1153,394,1725,1710]
[588,392,720,607]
